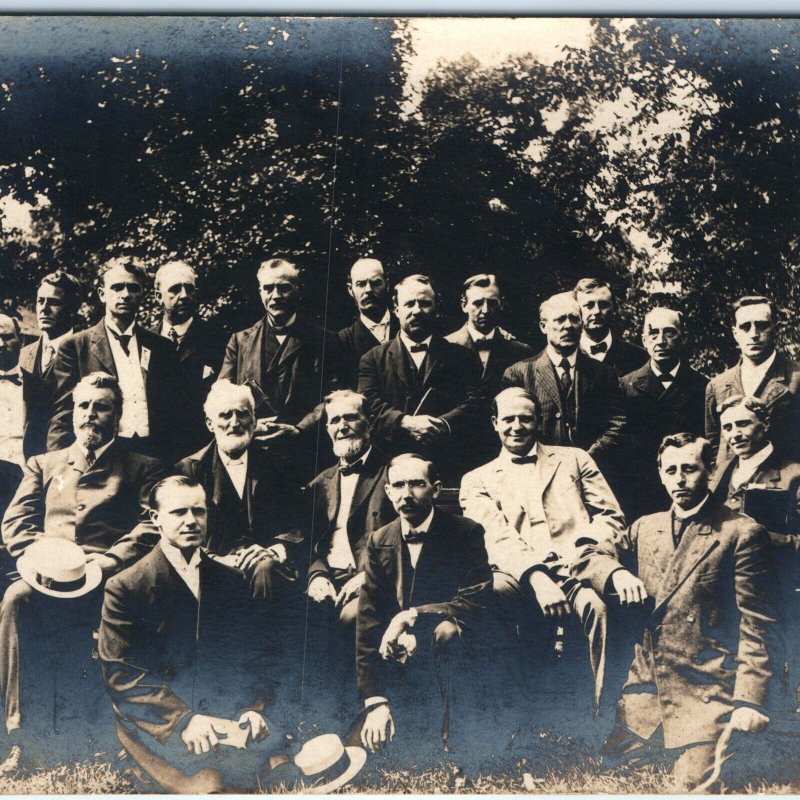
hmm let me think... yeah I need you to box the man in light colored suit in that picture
[460,387,626,711]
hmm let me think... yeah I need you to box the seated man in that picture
[356,454,492,760]
[573,433,778,792]
[0,372,163,770]
[460,387,626,713]
[99,476,298,793]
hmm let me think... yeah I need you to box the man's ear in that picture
[460,297,468,313]
[148,507,160,525]
[347,282,355,301]
[539,319,547,334]
[205,416,214,434]
[431,480,442,499]
[97,285,106,304]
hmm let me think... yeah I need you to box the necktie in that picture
[474,338,492,351]
[85,450,96,468]
[409,343,428,354]
[41,343,55,370]
[671,513,688,548]
[589,341,608,355]
[511,454,538,465]
[108,328,132,356]
[0,373,21,385]
[339,460,365,476]
[559,358,572,394]
[167,327,180,345]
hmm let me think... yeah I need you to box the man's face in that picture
[258,263,300,322]
[36,284,72,336]
[732,303,776,364]
[205,396,255,456]
[72,384,118,450]
[348,260,388,315]
[385,458,440,525]
[576,287,613,336]
[493,395,537,455]
[0,316,21,372]
[152,484,208,552]
[395,281,436,341]
[642,309,684,366]
[463,285,502,335]
[539,296,582,352]
[326,395,370,461]
[658,442,709,509]
[720,404,768,459]
[98,265,144,319]
[157,264,197,324]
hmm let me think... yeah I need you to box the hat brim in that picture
[17,555,103,599]
[305,746,367,795]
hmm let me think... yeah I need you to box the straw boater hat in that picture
[293,733,367,794]
[17,538,103,599]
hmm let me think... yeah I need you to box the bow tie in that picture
[589,341,608,355]
[404,529,426,544]
[511,454,538,465]
[408,342,428,354]
[655,371,674,384]
[474,338,493,351]
[0,372,21,385]
[339,460,365,476]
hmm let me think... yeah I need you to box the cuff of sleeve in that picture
[519,564,551,585]
[365,696,389,709]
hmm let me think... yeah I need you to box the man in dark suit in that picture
[446,274,534,465]
[0,372,163,770]
[356,453,492,759]
[19,271,82,460]
[337,258,399,389]
[573,433,778,791]
[358,274,484,484]
[574,278,647,377]
[99,476,297,793]
[149,260,225,459]
[49,256,179,460]
[0,314,25,472]
[502,292,626,474]
[706,295,800,463]
[619,307,708,520]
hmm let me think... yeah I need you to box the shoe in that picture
[0,744,22,776]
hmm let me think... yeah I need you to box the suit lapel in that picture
[387,336,411,392]
[18,341,38,376]
[320,467,340,532]
[633,365,662,400]
[575,351,594,401]
[537,447,561,496]
[91,321,117,376]
[177,318,201,363]
[422,337,444,388]
[349,454,384,518]
[245,450,260,529]
[534,352,562,408]
[277,327,304,368]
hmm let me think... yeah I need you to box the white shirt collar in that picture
[105,317,137,337]
[340,445,372,470]
[0,365,21,380]
[42,328,74,352]
[160,539,201,596]
[742,349,776,375]
[400,507,435,537]
[500,440,538,463]
[400,332,432,353]
[673,492,711,520]
[651,360,681,378]
[580,330,612,354]
[161,317,194,338]
[546,345,577,369]
[360,310,391,332]
[739,441,774,468]
[81,436,115,463]
[219,448,249,468]
[467,323,496,343]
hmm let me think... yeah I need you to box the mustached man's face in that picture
[326,396,370,461]
[72,385,118,451]
[385,458,440,527]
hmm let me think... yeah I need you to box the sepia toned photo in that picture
[0,14,798,793]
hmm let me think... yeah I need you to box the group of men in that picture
[0,253,797,792]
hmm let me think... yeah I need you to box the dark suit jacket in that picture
[705,353,800,463]
[99,545,265,745]
[148,316,226,460]
[574,497,778,749]
[1,439,163,564]
[619,361,709,519]
[337,314,400,389]
[176,441,303,557]
[597,334,648,377]
[502,348,626,459]
[219,315,341,429]
[355,509,492,698]
[305,446,396,583]
[48,320,180,459]
[19,338,58,460]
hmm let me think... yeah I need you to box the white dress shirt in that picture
[327,448,372,570]
[0,366,24,466]
[105,319,149,438]
[161,539,201,601]
[219,449,249,499]
[160,317,194,343]
[40,328,74,371]
[731,442,774,491]
[580,331,613,362]
[400,507,435,570]
[651,361,681,390]
[80,437,115,467]
[467,324,496,367]
[400,333,432,371]
[741,350,777,397]
[273,313,297,345]
[361,310,392,345]
[672,492,710,520]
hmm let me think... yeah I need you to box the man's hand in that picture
[254,419,300,444]
[238,710,270,743]
[529,571,570,619]
[611,570,649,605]
[308,575,337,603]
[730,707,769,733]
[398,415,447,443]
[361,704,395,754]
[379,608,418,660]
[85,553,118,577]
[335,571,366,607]
[181,714,222,755]
[235,544,272,574]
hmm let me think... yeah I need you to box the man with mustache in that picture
[19,271,82,460]
[49,256,180,461]
[150,260,225,459]
[0,372,163,772]
[706,295,800,463]
[337,259,398,389]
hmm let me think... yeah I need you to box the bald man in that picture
[149,260,225,458]
[619,307,708,520]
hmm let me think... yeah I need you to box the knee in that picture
[1,580,33,616]
[431,619,460,655]
[338,597,359,629]
[492,571,522,600]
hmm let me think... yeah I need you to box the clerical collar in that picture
[467,323,496,343]
[500,441,538,463]
[400,332,432,353]
[651,361,681,379]
[580,330,612,354]
[739,441,774,467]
[672,492,710,520]
[42,329,74,351]
[340,445,372,470]
[161,317,194,338]
[360,310,390,331]
[400,507,435,538]
[105,318,136,337]
[546,346,577,369]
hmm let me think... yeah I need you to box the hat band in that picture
[35,572,87,593]
[302,750,351,787]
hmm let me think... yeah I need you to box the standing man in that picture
[0,315,25,471]
[574,278,647,377]
[358,274,484,484]
[502,292,626,472]
[19,271,82,459]
[150,260,225,459]
[620,307,708,520]
[706,295,800,463]
[337,258,398,388]
[48,256,179,460]
[573,433,778,791]
[460,388,626,711]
